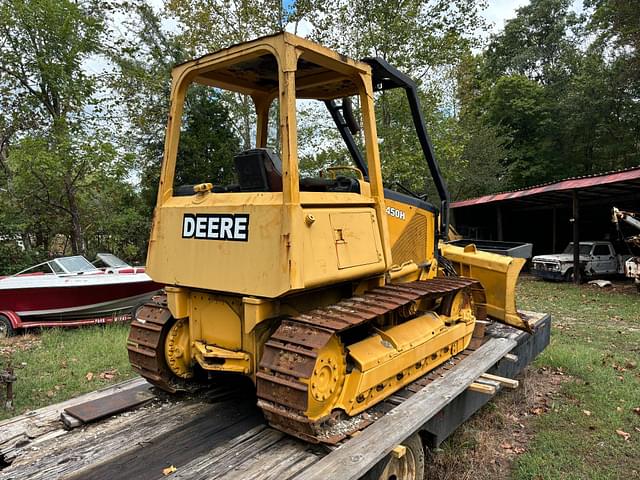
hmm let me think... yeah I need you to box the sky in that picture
[483,0,530,34]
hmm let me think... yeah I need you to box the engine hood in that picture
[533,254,589,263]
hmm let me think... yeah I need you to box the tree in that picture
[476,0,640,188]
[165,0,285,150]
[107,2,186,211]
[485,75,560,187]
[175,86,241,187]
[304,0,491,199]
[0,0,107,254]
[484,0,582,84]
[588,0,640,70]
[109,2,241,213]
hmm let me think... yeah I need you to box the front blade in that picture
[439,243,532,333]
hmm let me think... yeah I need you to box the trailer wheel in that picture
[0,315,15,339]
[362,433,425,480]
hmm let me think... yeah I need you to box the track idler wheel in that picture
[305,336,347,421]
[440,289,475,324]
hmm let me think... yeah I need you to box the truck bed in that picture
[0,312,550,480]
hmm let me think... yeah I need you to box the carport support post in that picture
[496,204,504,241]
[552,208,557,252]
[572,190,581,284]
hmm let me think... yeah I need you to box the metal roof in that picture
[451,166,640,209]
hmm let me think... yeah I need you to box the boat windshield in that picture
[95,253,130,268]
[562,243,592,255]
[53,256,101,274]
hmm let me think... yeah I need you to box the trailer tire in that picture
[0,315,15,339]
[362,432,425,480]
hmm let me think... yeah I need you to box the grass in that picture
[0,323,135,421]
[511,276,640,479]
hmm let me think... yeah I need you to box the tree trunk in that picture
[65,181,84,255]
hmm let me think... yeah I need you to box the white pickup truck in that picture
[531,241,631,281]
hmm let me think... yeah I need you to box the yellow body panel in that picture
[384,197,436,270]
[150,194,387,297]
[332,315,474,418]
[150,33,392,301]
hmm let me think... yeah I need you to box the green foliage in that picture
[468,0,640,191]
[175,87,241,187]
[484,0,581,84]
[308,0,486,75]
[106,2,185,213]
[484,75,559,186]
[0,0,103,123]
[166,0,282,53]
[0,0,135,259]
[305,0,505,201]
[110,2,241,213]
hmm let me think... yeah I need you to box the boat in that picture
[0,254,162,337]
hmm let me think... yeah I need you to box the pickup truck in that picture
[531,241,631,281]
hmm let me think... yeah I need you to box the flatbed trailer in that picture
[0,312,550,480]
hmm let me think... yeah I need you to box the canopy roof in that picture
[179,32,368,100]
[452,166,640,209]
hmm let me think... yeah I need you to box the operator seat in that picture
[233,148,283,192]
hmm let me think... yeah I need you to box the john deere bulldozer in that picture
[127,32,530,443]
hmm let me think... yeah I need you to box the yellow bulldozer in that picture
[127,32,530,444]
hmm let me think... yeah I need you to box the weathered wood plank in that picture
[0,377,149,457]
[468,382,497,394]
[229,439,320,480]
[480,372,519,389]
[168,427,288,480]
[0,401,210,479]
[293,337,518,480]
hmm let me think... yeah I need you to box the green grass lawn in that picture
[0,323,135,421]
[513,276,640,479]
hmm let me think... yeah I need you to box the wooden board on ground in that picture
[63,382,154,423]
[0,377,148,463]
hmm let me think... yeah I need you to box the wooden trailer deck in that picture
[0,312,550,480]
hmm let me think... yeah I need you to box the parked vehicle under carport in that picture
[531,241,631,282]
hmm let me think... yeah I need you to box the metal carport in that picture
[450,166,640,283]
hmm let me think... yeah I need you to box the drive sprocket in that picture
[127,296,194,392]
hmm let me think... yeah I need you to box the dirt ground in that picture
[424,366,569,480]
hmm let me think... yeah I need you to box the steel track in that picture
[256,277,486,443]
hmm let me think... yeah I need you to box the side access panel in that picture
[301,207,386,289]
